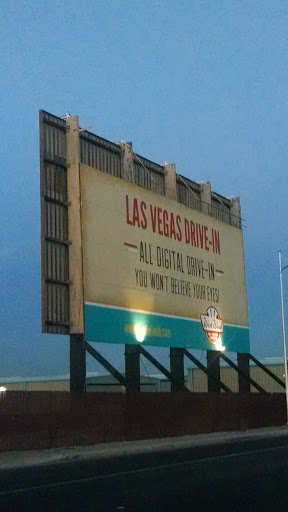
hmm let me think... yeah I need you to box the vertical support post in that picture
[199,181,211,215]
[120,140,138,389]
[229,196,241,228]
[164,162,185,392]
[164,162,177,200]
[66,115,84,333]
[125,345,141,392]
[170,348,185,391]
[70,334,86,392]
[237,353,250,392]
[66,116,85,392]
[164,163,185,392]
[207,350,221,392]
[120,141,133,182]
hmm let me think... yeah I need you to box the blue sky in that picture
[1,0,288,377]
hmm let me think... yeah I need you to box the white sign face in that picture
[80,165,249,352]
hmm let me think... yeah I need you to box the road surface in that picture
[1,429,288,511]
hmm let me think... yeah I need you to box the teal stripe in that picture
[84,303,250,353]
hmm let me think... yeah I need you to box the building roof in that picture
[0,372,100,385]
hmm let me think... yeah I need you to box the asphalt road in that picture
[1,433,288,511]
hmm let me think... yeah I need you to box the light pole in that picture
[278,251,288,426]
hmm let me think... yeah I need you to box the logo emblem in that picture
[200,307,223,345]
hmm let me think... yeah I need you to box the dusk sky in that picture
[1,1,288,377]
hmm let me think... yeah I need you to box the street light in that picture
[278,251,288,426]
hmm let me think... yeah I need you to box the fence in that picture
[0,392,285,452]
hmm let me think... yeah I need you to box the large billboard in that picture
[81,165,249,352]
[40,111,249,353]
